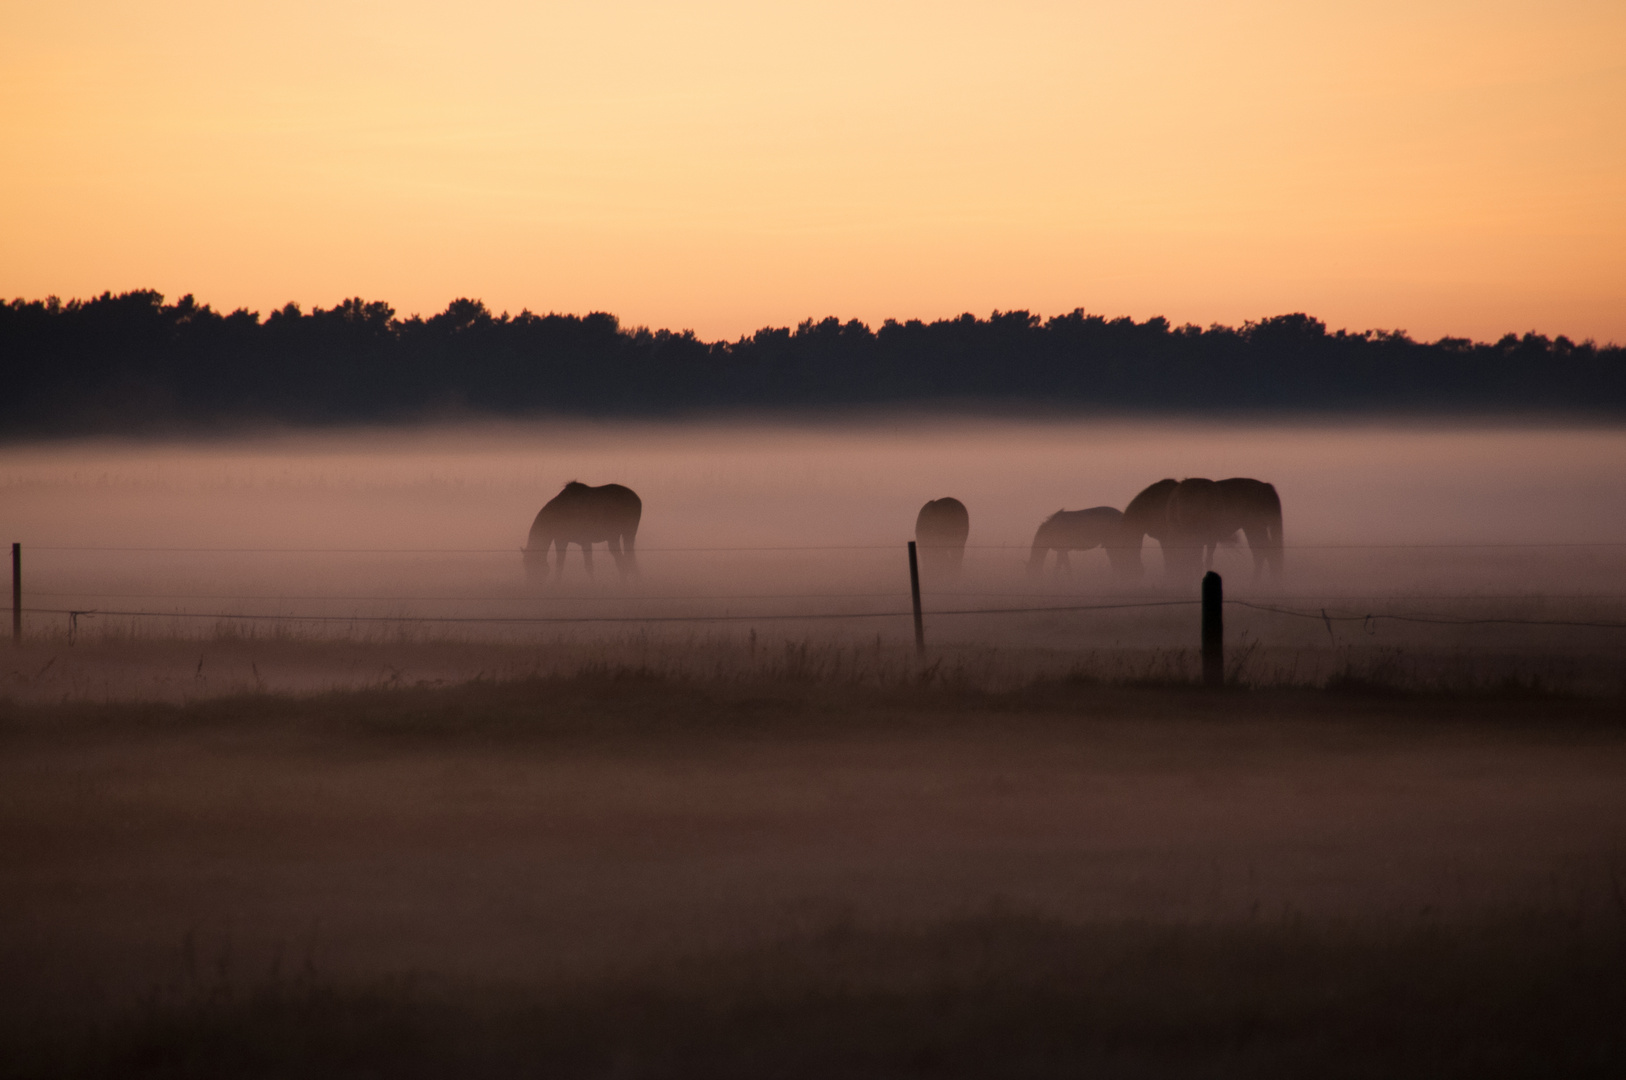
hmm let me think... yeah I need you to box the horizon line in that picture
[8,289,1619,350]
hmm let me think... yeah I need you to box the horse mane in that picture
[1123,479,1179,526]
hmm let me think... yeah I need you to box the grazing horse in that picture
[523,481,642,582]
[1118,479,1182,578]
[1120,477,1282,579]
[914,497,970,574]
[1028,507,1139,576]
[1167,477,1283,578]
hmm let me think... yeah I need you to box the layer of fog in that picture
[5,418,1626,648]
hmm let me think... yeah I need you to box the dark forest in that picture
[4,290,1623,433]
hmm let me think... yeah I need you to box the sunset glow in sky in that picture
[3,0,1623,341]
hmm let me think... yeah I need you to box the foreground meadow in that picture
[2,662,1624,1077]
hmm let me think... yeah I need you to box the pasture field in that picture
[3,650,1625,1078]
[6,421,1626,1074]
[8,604,1626,703]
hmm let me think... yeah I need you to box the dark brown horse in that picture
[523,481,642,582]
[1120,478,1283,579]
[1028,507,1139,576]
[915,497,970,574]
[1118,479,1181,578]
[1168,478,1283,577]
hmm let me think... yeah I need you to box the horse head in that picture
[1026,510,1063,576]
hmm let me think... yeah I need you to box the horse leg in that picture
[609,536,634,582]
[581,542,595,577]
[1155,536,1190,578]
[1112,529,1146,581]
[552,539,567,581]
[1244,527,1266,579]
[1057,549,1072,575]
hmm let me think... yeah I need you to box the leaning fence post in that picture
[1202,570,1223,687]
[11,543,20,645]
[907,541,925,655]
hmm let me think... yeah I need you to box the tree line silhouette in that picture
[3,290,1622,433]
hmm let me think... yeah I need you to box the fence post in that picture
[907,541,925,655]
[1201,570,1222,687]
[11,543,19,646]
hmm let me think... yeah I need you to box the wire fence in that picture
[16,598,1626,632]
[27,593,1626,603]
[19,599,1201,626]
[1231,600,1626,631]
[24,541,1626,553]
[13,540,1626,642]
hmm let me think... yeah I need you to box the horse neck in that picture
[527,523,554,550]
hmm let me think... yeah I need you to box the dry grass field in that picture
[3,648,1625,1078]
[7,382,1626,1078]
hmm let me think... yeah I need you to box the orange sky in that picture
[2,1,1623,342]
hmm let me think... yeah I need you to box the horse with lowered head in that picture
[524,481,642,582]
[1028,507,1139,576]
[1120,477,1282,580]
[914,497,970,574]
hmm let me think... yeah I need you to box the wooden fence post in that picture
[11,543,19,646]
[907,541,925,655]
[1202,570,1223,687]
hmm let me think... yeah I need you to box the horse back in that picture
[916,497,970,544]
[1037,506,1122,549]
[533,481,642,541]
[1216,478,1280,523]
[1123,479,1179,536]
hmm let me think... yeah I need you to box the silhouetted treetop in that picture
[2,291,1621,434]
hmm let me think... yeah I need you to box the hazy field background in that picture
[5,418,1626,698]
[10,417,1626,554]
[5,419,1626,1075]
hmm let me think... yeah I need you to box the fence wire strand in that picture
[15,537,1626,634]
[1231,600,1626,631]
[23,590,1626,603]
[19,597,1626,630]
[24,541,1626,554]
[20,599,1200,626]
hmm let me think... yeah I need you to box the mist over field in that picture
[8,416,1626,614]
[6,418,1626,1077]
[10,416,1626,559]
[5,416,1626,700]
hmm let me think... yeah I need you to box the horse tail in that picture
[618,521,639,580]
[1261,483,1284,574]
